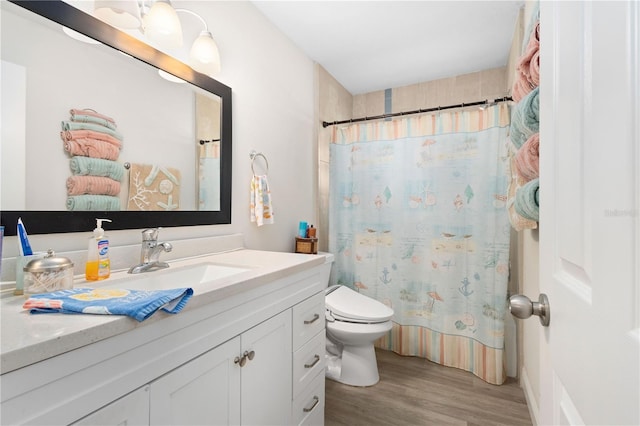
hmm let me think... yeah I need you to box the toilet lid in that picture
[325,285,394,322]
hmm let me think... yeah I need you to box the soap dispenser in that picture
[86,218,112,281]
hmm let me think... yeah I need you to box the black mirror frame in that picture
[1,0,232,236]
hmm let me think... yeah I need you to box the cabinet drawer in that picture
[293,331,325,396]
[292,371,325,426]
[292,291,325,350]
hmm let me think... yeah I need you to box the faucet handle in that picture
[141,228,160,241]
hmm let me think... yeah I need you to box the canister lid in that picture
[24,249,74,273]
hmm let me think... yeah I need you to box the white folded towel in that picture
[250,175,274,226]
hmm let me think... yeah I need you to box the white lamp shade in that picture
[189,31,221,75]
[94,0,141,29]
[143,0,183,49]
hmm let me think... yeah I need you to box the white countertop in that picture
[1,248,327,375]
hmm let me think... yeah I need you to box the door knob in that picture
[509,293,550,326]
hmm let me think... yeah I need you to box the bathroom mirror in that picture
[0,0,232,236]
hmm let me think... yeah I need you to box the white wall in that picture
[1,1,316,263]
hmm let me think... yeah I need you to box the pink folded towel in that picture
[69,108,116,125]
[64,139,120,161]
[67,176,121,196]
[512,21,540,102]
[60,130,122,149]
[515,133,540,182]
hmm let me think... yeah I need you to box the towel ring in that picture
[249,150,269,175]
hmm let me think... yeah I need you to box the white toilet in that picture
[325,285,394,387]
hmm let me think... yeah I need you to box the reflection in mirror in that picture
[0,0,232,236]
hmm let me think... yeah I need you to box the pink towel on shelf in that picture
[515,133,540,182]
[60,130,122,149]
[512,21,540,102]
[67,176,121,196]
[69,108,116,125]
[64,139,120,161]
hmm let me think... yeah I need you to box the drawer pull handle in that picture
[304,313,320,325]
[303,396,319,413]
[304,354,320,369]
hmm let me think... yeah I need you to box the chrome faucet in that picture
[128,228,173,274]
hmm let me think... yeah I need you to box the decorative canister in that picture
[23,249,74,295]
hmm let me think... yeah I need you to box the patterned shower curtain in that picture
[328,104,512,385]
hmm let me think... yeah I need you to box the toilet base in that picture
[325,343,380,387]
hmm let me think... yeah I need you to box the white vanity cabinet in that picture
[150,309,292,426]
[1,254,331,426]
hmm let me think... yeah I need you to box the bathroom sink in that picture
[98,262,251,291]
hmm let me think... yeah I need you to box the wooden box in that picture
[295,237,318,254]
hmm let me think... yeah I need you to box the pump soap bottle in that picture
[86,218,112,281]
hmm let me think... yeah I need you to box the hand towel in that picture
[67,176,121,196]
[250,174,274,226]
[70,108,116,126]
[127,163,181,211]
[515,133,540,182]
[61,121,123,141]
[23,287,193,322]
[510,87,539,149]
[67,195,121,211]
[61,130,122,149]
[514,178,540,222]
[69,156,125,181]
[64,138,120,161]
[70,113,117,131]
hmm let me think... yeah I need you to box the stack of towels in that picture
[61,109,125,211]
[507,9,541,229]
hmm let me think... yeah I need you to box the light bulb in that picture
[189,31,220,75]
[144,0,183,49]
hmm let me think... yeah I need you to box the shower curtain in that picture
[328,104,512,385]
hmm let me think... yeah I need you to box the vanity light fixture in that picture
[91,0,221,76]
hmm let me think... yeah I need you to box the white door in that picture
[539,1,639,425]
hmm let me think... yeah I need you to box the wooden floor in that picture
[325,349,532,426]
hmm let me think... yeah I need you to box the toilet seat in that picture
[325,285,393,324]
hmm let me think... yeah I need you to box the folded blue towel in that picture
[67,195,121,211]
[69,156,125,181]
[510,87,539,149]
[61,121,123,141]
[514,178,540,222]
[71,114,118,130]
[23,287,193,322]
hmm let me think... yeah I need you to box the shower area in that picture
[318,66,522,386]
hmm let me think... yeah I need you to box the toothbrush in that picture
[17,218,33,256]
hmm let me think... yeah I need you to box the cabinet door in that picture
[241,310,292,426]
[150,337,241,426]
[72,385,150,426]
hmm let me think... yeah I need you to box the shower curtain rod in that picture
[321,96,513,128]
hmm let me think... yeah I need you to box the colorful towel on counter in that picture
[67,176,121,196]
[69,156,125,181]
[23,287,193,322]
[250,174,274,226]
[127,163,181,211]
[67,194,121,211]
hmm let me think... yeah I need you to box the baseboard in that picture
[520,366,539,426]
